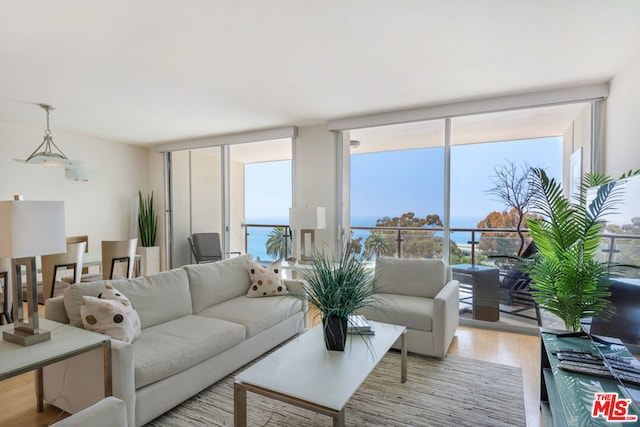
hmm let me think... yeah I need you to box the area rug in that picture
[146,351,525,427]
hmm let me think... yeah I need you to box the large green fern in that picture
[526,168,626,331]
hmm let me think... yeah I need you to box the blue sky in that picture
[245,137,563,226]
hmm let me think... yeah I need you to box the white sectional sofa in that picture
[43,255,307,427]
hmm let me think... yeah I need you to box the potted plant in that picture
[525,168,637,331]
[298,243,382,351]
[137,190,159,275]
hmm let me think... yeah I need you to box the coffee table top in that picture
[235,320,405,411]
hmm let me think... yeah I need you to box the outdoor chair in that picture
[498,242,541,326]
[189,233,223,264]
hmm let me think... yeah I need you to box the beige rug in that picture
[146,351,525,427]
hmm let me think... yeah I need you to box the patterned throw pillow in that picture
[246,259,289,298]
[80,283,142,343]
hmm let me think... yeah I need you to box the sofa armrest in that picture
[44,336,136,427]
[284,279,308,331]
[283,279,305,296]
[45,295,70,324]
[51,397,127,427]
[432,279,459,358]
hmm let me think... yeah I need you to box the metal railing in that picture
[242,224,640,270]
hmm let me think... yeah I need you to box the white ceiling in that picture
[1,0,640,147]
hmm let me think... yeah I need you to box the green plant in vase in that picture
[526,168,638,331]
[299,243,382,351]
[138,190,157,247]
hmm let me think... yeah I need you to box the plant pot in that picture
[322,315,348,351]
[137,246,160,276]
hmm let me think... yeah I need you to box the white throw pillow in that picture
[246,260,289,298]
[80,283,142,343]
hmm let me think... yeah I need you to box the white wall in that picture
[562,104,592,197]
[606,53,640,177]
[293,125,337,255]
[0,120,149,250]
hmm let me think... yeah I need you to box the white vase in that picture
[137,246,160,276]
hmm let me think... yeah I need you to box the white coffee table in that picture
[234,320,407,427]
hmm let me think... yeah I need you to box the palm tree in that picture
[364,232,392,260]
[265,227,291,260]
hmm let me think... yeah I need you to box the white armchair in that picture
[358,257,459,358]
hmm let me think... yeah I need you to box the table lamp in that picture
[289,207,326,262]
[0,196,66,346]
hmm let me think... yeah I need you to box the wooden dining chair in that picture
[0,270,10,324]
[101,238,138,280]
[66,235,90,274]
[39,242,87,304]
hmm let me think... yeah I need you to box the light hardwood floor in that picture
[0,324,541,427]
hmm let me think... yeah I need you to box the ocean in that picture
[245,215,483,261]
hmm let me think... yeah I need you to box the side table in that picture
[0,318,112,413]
[452,264,500,321]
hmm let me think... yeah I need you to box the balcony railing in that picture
[242,224,640,273]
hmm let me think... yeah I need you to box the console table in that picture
[0,318,112,412]
[540,328,640,426]
[452,264,499,321]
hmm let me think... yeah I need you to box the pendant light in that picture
[15,104,80,167]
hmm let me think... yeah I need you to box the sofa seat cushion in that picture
[358,293,433,332]
[197,295,303,338]
[133,314,245,388]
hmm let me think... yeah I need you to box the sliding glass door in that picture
[166,139,292,269]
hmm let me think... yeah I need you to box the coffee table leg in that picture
[333,408,345,427]
[401,329,407,383]
[234,382,247,427]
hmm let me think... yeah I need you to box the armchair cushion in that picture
[359,293,434,332]
[374,257,447,298]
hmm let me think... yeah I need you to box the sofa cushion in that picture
[198,295,303,338]
[64,268,192,329]
[358,293,433,332]
[374,257,446,299]
[246,259,289,298]
[184,255,253,313]
[133,314,245,388]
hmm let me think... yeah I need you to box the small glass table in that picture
[0,318,112,412]
[234,320,407,427]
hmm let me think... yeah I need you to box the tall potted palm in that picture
[299,243,383,351]
[526,168,636,331]
[137,190,159,275]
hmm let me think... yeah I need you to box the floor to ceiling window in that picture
[232,139,292,263]
[166,137,292,269]
[450,103,589,264]
[349,120,445,260]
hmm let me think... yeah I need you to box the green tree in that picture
[348,235,363,257]
[477,207,539,263]
[265,227,291,260]
[369,212,461,259]
[363,232,393,260]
